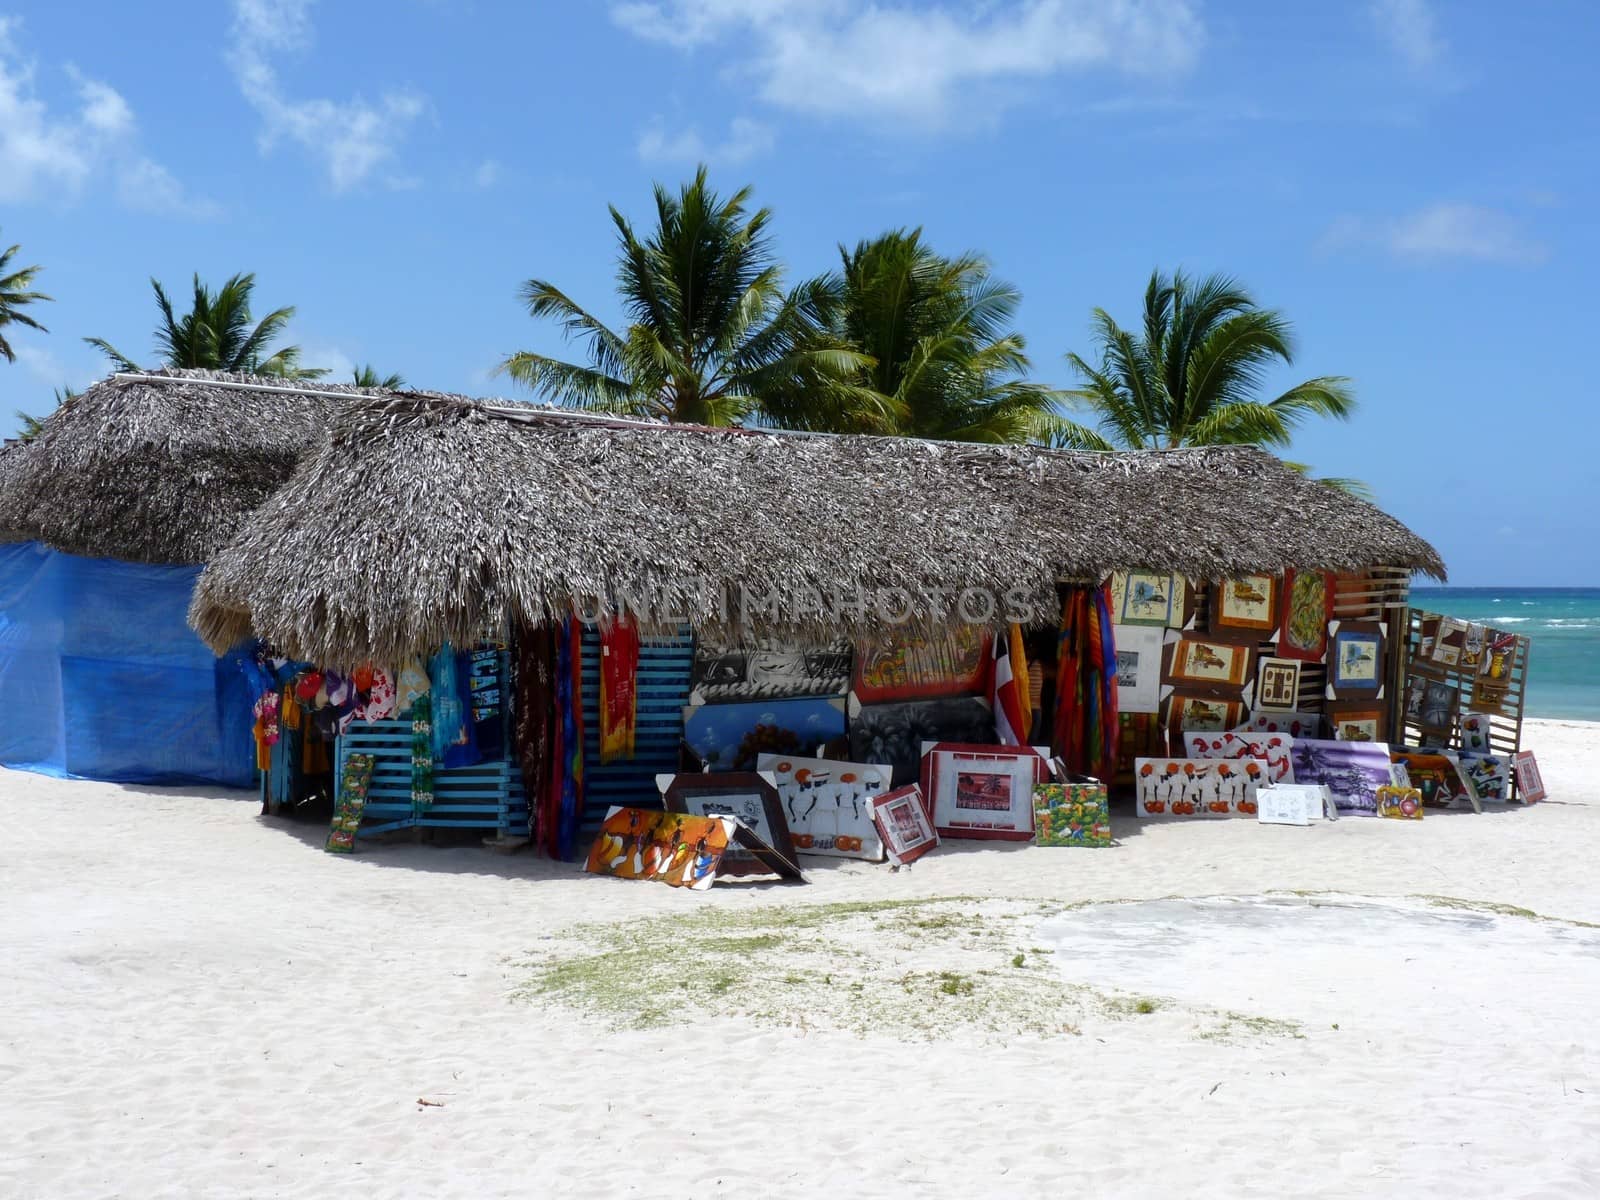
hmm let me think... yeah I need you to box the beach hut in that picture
[0,370,358,785]
[182,381,1444,846]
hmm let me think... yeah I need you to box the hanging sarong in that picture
[410,698,435,811]
[554,620,586,861]
[512,621,556,849]
[598,617,640,764]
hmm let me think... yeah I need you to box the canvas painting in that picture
[658,771,802,870]
[689,638,851,703]
[1255,656,1302,711]
[1115,570,1187,628]
[868,784,940,865]
[849,696,995,787]
[1184,729,1294,785]
[1168,694,1247,734]
[1287,739,1405,815]
[1324,701,1385,742]
[755,753,892,860]
[1278,568,1332,662]
[1327,621,1386,698]
[1166,634,1254,689]
[1257,784,1331,825]
[1458,624,1487,673]
[1235,710,1321,739]
[1415,678,1459,732]
[1111,623,1164,714]
[1390,750,1476,810]
[1461,712,1495,754]
[1375,785,1424,821]
[1458,752,1509,803]
[1032,779,1112,847]
[585,807,732,890]
[852,627,990,703]
[682,697,848,771]
[1212,574,1278,633]
[920,743,1048,840]
[1134,758,1261,817]
[1512,750,1546,803]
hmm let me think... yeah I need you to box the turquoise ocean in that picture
[1409,587,1600,721]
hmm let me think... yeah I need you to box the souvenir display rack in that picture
[333,719,529,839]
[1398,607,1529,763]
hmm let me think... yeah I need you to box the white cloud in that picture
[611,0,1204,123]
[0,16,210,215]
[637,116,775,165]
[227,0,427,192]
[473,158,501,188]
[293,338,356,382]
[1368,0,1443,71]
[1323,204,1548,266]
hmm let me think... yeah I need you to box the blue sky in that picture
[2,1,1595,585]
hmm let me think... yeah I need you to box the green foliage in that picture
[500,166,870,426]
[770,228,1067,443]
[0,232,52,365]
[352,364,405,389]
[85,273,326,379]
[14,386,77,443]
[1059,269,1355,454]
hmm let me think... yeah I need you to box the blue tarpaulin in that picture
[0,542,256,787]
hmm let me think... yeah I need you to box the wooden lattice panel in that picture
[1398,608,1529,766]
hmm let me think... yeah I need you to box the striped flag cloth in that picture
[991,627,1030,746]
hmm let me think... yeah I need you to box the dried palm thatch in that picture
[0,369,364,565]
[188,382,1444,666]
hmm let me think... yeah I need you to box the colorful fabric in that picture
[469,646,506,761]
[395,658,431,713]
[599,618,641,764]
[556,620,586,860]
[1051,585,1120,781]
[326,753,375,852]
[410,698,435,811]
[513,622,556,850]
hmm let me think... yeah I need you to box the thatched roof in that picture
[188,383,1444,666]
[0,369,364,565]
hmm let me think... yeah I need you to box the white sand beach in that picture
[4,717,1597,1199]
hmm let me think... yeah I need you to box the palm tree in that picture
[352,365,405,389]
[499,166,872,426]
[766,229,1065,442]
[15,386,77,442]
[0,233,52,363]
[85,273,325,379]
[1059,270,1354,451]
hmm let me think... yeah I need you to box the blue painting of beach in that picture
[681,697,848,770]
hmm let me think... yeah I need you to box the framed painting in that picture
[1111,623,1164,714]
[1287,738,1404,815]
[1211,574,1279,635]
[1390,750,1477,811]
[681,696,848,771]
[689,637,851,704]
[1235,710,1321,739]
[1133,758,1261,817]
[1512,750,1545,803]
[919,742,1049,840]
[1114,570,1188,628]
[852,627,990,704]
[1326,621,1385,698]
[1324,700,1386,743]
[1183,729,1294,786]
[1255,656,1302,711]
[1277,568,1332,662]
[1164,633,1254,690]
[868,784,939,865]
[659,771,802,870]
[1472,630,1521,711]
[849,696,995,787]
[1167,693,1247,736]
[1431,617,1468,668]
[754,753,892,860]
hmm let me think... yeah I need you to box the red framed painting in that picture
[853,627,991,703]
[868,784,940,865]
[919,742,1049,841]
[1277,568,1333,663]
